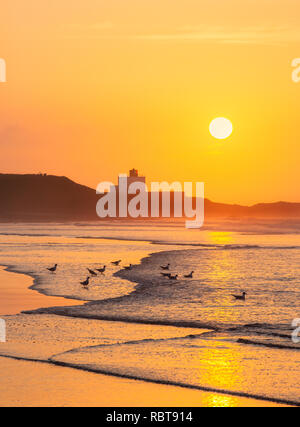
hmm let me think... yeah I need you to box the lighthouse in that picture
[118,169,146,188]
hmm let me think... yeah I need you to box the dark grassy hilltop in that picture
[0,173,300,222]
[0,174,98,221]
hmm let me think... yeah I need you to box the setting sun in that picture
[209,118,233,140]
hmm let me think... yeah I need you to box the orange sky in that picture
[0,0,300,204]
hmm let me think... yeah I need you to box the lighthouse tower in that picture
[118,169,146,188]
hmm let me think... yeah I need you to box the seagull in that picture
[232,292,247,301]
[96,266,106,274]
[124,264,133,270]
[80,277,90,287]
[87,268,97,276]
[184,271,194,278]
[160,264,170,270]
[168,274,178,280]
[161,272,172,278]
[112,260,121,266]
[47,264,58,273]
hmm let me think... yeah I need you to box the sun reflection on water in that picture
[209,232,234,245]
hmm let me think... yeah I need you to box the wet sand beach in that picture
[1,356,284,407]
[0,266,84,316]
[0,266,289,407]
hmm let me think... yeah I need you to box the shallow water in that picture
[52,333,300,405]
[0,222,299,405]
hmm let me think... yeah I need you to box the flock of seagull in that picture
[47,261,247,300]
[160,263,194,281]
[46,260,132,289]
[159,264,247,300]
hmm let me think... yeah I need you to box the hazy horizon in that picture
[2,170,300,207]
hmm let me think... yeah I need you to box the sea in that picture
[0,220,299,406]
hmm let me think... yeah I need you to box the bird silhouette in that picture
[80,277,90,287]
[184,271,194,278]
[47,264,58,273]
[87,268,97,276]
[161,272,172,278]
[96,266,106,274]
[232,292,247,301]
